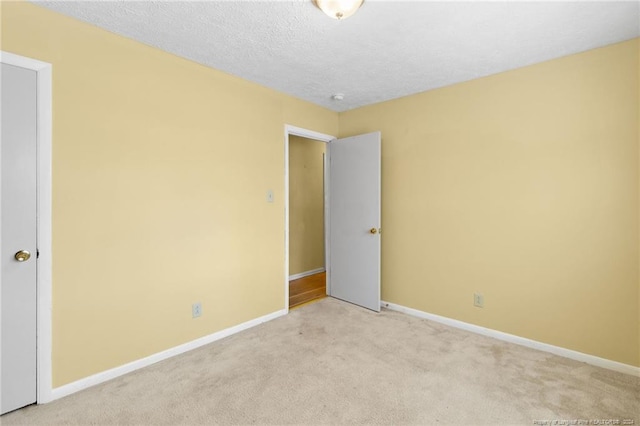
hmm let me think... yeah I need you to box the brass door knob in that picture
[14,250,31,262]
[370,228,378,234]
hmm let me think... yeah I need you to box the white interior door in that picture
[1,63,38,414]
[328,132,381,312]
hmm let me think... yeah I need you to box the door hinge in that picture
[37,250,40,259]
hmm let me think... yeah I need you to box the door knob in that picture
[370,228,378,234]
[14,250,31,262]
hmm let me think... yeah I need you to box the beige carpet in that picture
[3,298,639,425]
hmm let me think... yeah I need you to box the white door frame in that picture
[284,125,335,312]
[0,51,53,404]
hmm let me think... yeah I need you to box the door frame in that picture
[0,51,53,404]
[284,125,335,312]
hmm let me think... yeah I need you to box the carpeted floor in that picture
[3,297,639,425]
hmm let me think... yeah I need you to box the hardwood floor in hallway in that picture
[289,272,326,309]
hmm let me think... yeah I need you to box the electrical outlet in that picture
[266,189,274,203]
[192,302,202,318]
[473,293,484,308]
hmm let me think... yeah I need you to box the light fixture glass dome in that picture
[315,0,364,20]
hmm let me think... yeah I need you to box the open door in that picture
[1,63,38,414]
[328,132,381,312]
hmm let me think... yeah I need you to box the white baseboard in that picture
[289,267,325,282]
[381,301,639,377]
[49,308,287,402]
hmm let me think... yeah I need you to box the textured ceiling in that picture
[34,1,640,112]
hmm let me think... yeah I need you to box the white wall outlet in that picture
[192,302,202,318]
[473,293,484,308]
[266,189,274,203]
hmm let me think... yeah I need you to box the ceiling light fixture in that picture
[314,0,364,20]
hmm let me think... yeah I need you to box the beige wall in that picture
[289,136,326,276]
[340,39,640,367]
[1,2,338,386]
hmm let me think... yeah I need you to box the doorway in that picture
[284,126,382,313]
[284,126,334,311]
[0,51,53,412]
[288,135,327,308]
